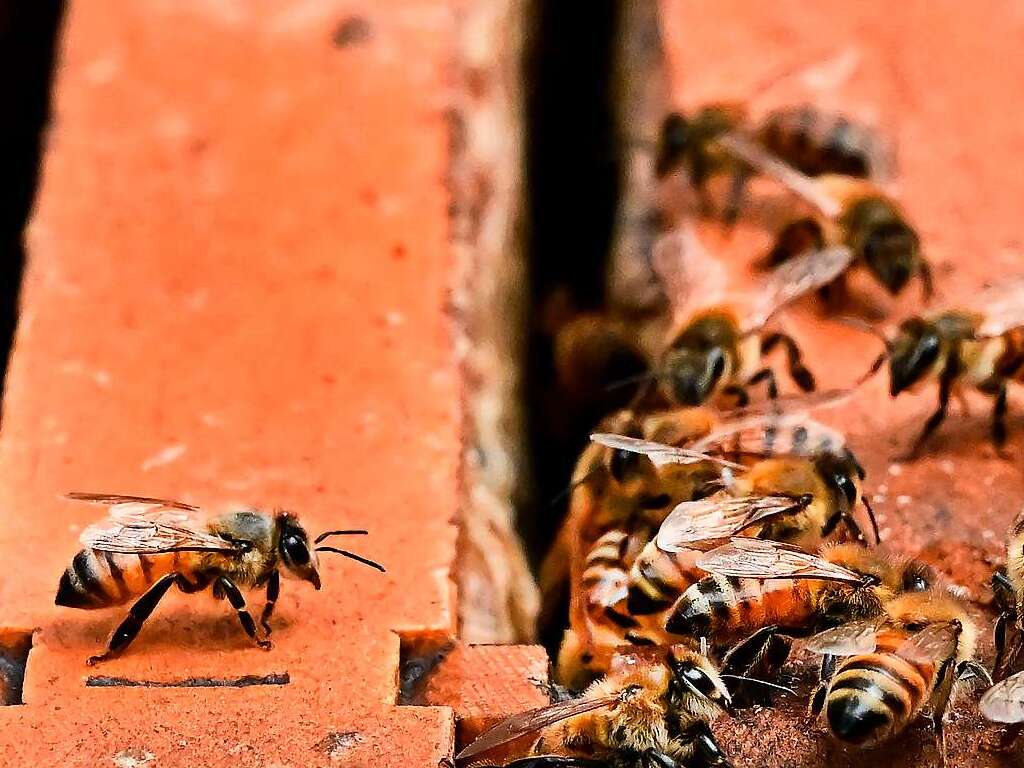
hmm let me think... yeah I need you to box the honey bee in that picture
[593,401,880,630]
[665,538,932,648]
[853,277,1024,455]
[55,493,384,664]
[992,511,1024,682]
[541,409,731,688]
[457,645,733,768]
[805,590,990,757]
[718,133,929,300]
[656,104,892,225]
[644,225,851,409]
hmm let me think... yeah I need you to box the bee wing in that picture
[455,694,622,761]
[691,413,848,459]
[965,277,1024,338]
[893,621,962,665]
[66,492,200,512]
[651,224,728,324]
[743,246,856,332]
[980,671,1024,724]
[716,132,842,218]
[590,433,746,471]
[696,537,867,585]
[656,493,811,553]
[804,619,883,656]
[72,494,239,554]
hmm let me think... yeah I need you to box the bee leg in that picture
[955,659,993,687]
[721,384,749,408]
[758,218,824,270]
[808,654,836,718]
[746,367,778,400]
[722,167,753,227]
[218,576,273,650]
[500,757,610,768]
[86,573,178,665]
[721,625,792,707]
[689,155,715,218]
[904,355,960,459]
[992,381,1010,454]
[259,571,280,635]
[762,333,815,392]
[994,611,1010,680]
[639,749,682,768]
[918,257,935,302]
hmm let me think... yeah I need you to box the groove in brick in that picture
[85,672,290,688]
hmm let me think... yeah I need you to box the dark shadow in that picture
[0,0,66,392]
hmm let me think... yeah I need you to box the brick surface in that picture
[0,1,473,765]
[660,1,1024,764]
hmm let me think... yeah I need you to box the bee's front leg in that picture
[260,571,280,635]
[218,576,272,650]
[86,573,179,665]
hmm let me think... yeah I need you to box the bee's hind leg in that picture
[86,573,178,665]
[992,381,1010,455]
[259,571,280,635]
[746,367,779,400]
[218,576,272,650]
[762,332,816,392]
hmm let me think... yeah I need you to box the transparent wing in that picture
[696,538,866,584]
[716,133,842,218]
[804,619,883,656]
[455,694,622,761]
[652,224,728,324]
[590,433,746,471]
[656,493,812,553]
[894,621,961,665]
[70,492,239,554]
[966,277,1024,337]
[980,671,1024,724]
[744,246,855,332]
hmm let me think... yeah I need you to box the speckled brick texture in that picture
[0,1,470,765]
[660,1,1024,764]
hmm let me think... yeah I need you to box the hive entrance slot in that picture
[0,629,34,705]
[0,0,65,393]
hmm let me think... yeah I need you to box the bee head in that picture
[655,112,690,178]
[667,647,732,713]
[814,452,861,512]
[602,419,656,490]
[889,317,942,396]
[663,346,728,407]
[277,514,321,589]
[862,220,920,295]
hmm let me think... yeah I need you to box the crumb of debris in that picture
[888,464,903,476]
[332,16,372,47]
[896,495,912,507]
[316,731,364,760]
[113,748,155,768]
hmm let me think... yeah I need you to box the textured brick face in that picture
[0,1,463,765]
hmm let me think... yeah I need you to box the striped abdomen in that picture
[824,630,934,745]
[625,539,704,616]
[756,106,882,179]
[56,549,178,609]
[995,327,1024,382]
[664,574,816,644]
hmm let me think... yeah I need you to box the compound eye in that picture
[835,473,858,505]
[903,565,934,592]
[281,533,310,567]
[709,349,726,381]
[677,663,717,699]
[609,448,641,484]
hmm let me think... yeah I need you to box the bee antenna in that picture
[718,674,796,696]
[603,370,658,393]
[314,529,369,544]
[860,494,882,545]
[315,546,386,573]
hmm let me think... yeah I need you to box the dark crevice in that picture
[0,629,33,705]
[520,0,623,571]
[396,636,456,705]
[0,0,66,391]
[85,673,290,688]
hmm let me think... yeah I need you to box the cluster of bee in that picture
[460,93,1024,768]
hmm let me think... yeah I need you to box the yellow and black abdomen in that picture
[996,328,1024,382]
[56,549,178,609]
[824,634,932,745]
[757,106,878,179]
[665,575,816,644]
